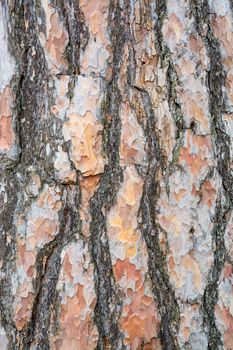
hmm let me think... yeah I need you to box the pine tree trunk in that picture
[0,0,232,349]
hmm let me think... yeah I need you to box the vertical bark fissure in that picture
[7,0,51,169]
[229,0,233,15]
[89,1,133,349]
[134,86,180,350]
[51,0,89,99]
[126,2,181,347]
[2,1,87,348]
[154,0,185,171]
[0,1,51,346]
[20,184,81,349]
[191,0,233,348]
[0,171,19,347]
[130,2,181,348]
[52,0,89,76]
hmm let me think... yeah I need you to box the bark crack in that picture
[128,1,181,347]
[191,1,233,348]
[88,1,133,349]
[18,184,81,349]
[134,86,180,350]
[154,0,185,189]
[1,1,86,347]
[52,0,90,100]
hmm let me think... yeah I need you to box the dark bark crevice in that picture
[191,1,233,348]
[0,1,50,344]
[51,0,90,99]
[7,0,52,170]
[52,0,89,76]
[0,1,87,348]
[133,85,180,350]
[0,171,20,347]
[89,1,134,349]
[129,2,181,348]
[230,0,233,16]
[154,0,185,188]
[18,184,81,350]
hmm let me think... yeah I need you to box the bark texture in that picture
[0,0,233,349]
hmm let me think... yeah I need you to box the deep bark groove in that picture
[135,86,180,350]
[0,1,85,348]
[20,185,81,349]
[155,0,185,167]
[89,1,131,349]
[52,0,89,76]
[132,2,182,348]
[191,0,233,348]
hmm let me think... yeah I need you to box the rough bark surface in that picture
[0,0,233,349]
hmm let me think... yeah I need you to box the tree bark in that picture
[0,0,232,349]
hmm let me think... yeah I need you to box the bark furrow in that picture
[192,0,233,348]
